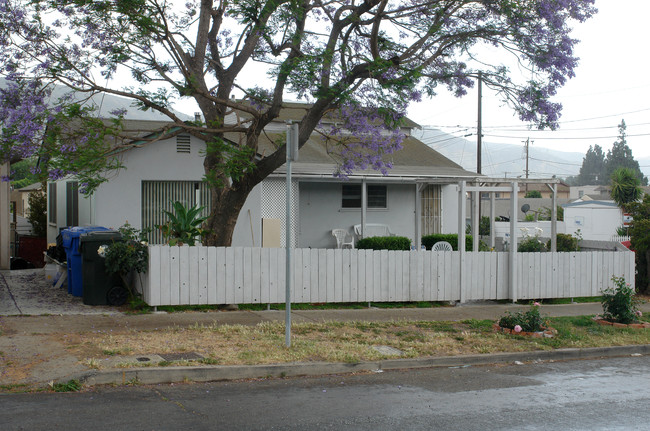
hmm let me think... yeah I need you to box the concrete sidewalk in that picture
[2,268,650,390]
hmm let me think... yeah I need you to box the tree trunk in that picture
[644,250,650,294]
[203,184,251,246]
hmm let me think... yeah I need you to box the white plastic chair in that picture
[331,229,355,249]
[431,241,453,251]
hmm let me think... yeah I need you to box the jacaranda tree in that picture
[0,0,596,246]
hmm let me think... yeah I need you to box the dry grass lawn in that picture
[62,316,650,369]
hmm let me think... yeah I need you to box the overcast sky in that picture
[408,0,650,165]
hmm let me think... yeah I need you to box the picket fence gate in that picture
[139,246,635,307]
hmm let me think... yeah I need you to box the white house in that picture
[47,105,479,248]
[562,199,623,241]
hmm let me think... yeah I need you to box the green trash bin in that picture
[80,231,129,306]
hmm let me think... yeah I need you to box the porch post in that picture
[509,181,518,302]
[0,162,10,270]
[490,191,496,250]
[458,181,466,303]
[471,182,479,251]
[415,183,423,249]
[361,178,367,238]
[550,183,557,252]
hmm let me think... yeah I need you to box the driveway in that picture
[0,268,120,315]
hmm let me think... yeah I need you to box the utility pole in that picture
[476,72,483,227]
[477,72,482,175]
[523,138,531,193]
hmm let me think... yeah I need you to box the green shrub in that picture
[356,236,411,250]
[518,227,546,252]
[498,302,546,332]
[27,190,47,237]
[422,234,474,251]
[601,276,641,324]
[525,190,542,198]
[549,233,579,252]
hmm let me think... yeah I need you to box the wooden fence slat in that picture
[334,249,343,302]
[260,248,270,304]
[225,247,235,304]
[147,246,161,306]
[401,252,409,301]
[251,248,261,303]
[197,246,208,305]
[216,247,226,304]
[207,247,217,304]
[277,250,286,303]
[310,248,320,302]
[342,249,351,302]
[169,246,180,305]
[189,246,199,304]
[350,249,358,302]
[297,249,307,303]
[357,250,367,302]
[366,250,375,302]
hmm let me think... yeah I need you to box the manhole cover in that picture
[158,352,204,361]
[372,345,404,356]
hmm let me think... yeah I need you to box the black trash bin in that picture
[80,231,129,306]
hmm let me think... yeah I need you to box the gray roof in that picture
[269,135,478,181]
[17,182,42,192]
[563,200,619,208]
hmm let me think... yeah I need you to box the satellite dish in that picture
[521,204,530,213]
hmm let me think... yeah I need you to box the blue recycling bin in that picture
[61,226,110,297]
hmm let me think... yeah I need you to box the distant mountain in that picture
[413,128,577,180]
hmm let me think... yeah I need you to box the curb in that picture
[71,344,650,387]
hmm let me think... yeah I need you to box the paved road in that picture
[2,356,650,430]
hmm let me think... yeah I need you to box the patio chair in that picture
[331,229,355,249]
[431,241,453,251]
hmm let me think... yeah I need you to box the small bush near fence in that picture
[356,236,411,250]
[550,233,580,252]
[422,234,475,251]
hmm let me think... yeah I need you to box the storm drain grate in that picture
[158,352,204,362]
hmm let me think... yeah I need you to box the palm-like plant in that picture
[158,201,209,245]
[610,167,642,210]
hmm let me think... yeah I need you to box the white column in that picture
[472,183,479,251]
[509,181,518,302]
[551,183,557,252]
[361,179,367,238]
[458,181,466,303]
[490,192,496,250]
[415,184,423,249]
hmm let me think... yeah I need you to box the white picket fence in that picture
[140,246,635,307]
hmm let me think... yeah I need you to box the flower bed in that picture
[592,317,650,329]
[493,323,557,338]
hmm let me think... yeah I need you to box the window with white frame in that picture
[341,184,387,209]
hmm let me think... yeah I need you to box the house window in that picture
[48,183,57,224]
[341,184,387,209]
[66,181,79,226]
[176,135,191,153]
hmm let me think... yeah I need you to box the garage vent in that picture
[176,134,191,153]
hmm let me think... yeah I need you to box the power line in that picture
[483,132,650,140]
[421,107,650,130]
[529,156,582,166]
